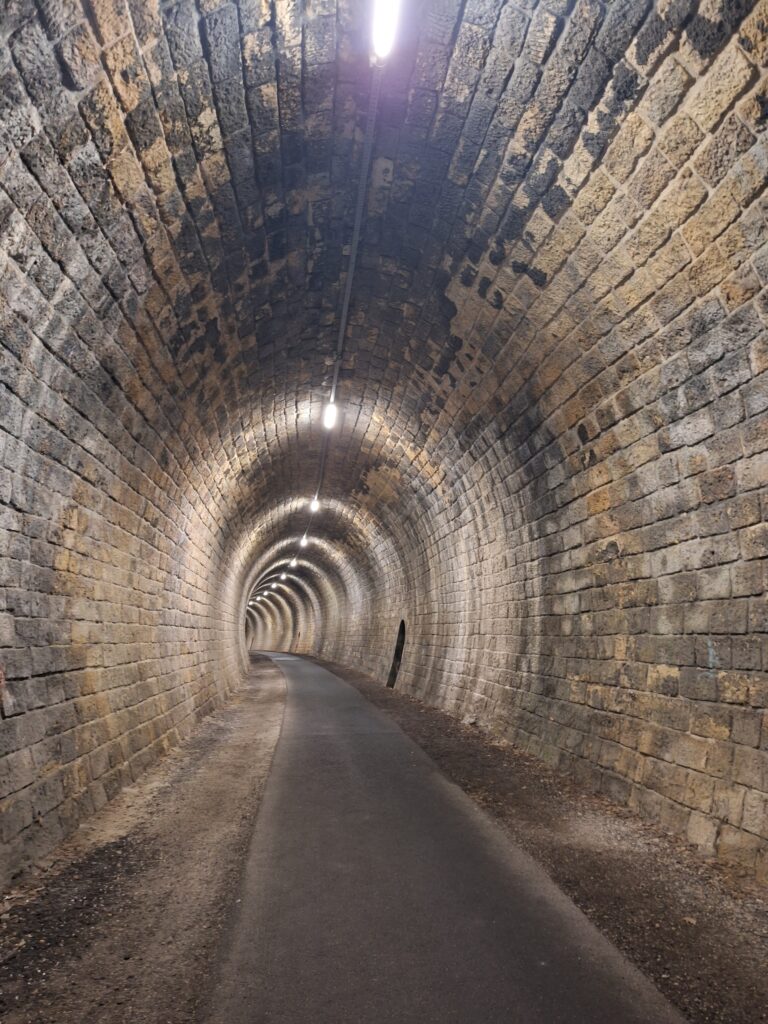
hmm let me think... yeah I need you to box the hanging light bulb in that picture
[372,0,401,60]
[281,573,287,580]
[300,536,308,547]
[310,497,319,512]
[322,401,337,429]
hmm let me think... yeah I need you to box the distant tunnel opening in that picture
[386,621,406,689]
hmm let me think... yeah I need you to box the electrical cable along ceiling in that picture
[246,0,401,642]
[1,0,768,883]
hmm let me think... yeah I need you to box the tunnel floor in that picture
[205,654,682,1024]
[4,655,765,1024]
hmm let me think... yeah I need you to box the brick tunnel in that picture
[1,1,768,1021]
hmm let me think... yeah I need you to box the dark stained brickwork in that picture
[1,0,767,886]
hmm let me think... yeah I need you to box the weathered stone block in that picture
[1,0,767,893]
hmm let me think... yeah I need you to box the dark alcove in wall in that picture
[387,622,406,688]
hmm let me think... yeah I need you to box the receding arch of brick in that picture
[2,0,768,885]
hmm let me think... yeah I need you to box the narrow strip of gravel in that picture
[316,658,768,1024]
[0,656,285,1024]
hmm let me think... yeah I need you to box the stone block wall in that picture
[260,0,768,881]
[1,0,767,885]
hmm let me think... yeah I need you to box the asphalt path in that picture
[206,654,684,1024]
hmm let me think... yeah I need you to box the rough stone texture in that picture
[1,0,767,886]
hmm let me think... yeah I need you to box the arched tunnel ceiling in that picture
[5,0,764,576]
[3,0,768,882]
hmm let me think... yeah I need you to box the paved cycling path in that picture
[206,654,683,1024]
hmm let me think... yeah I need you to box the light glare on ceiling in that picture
[372,0,402,59]
[323,402,337,429]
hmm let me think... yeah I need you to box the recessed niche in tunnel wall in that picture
[387,622,406,689]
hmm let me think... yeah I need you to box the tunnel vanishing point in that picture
[1,0,768,891]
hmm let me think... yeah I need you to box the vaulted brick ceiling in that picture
[4,0,762,578]
[2,0,768,881]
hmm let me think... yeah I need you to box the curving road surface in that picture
[206,655,684,1024]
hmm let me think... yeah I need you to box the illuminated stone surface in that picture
[1,0,767,885]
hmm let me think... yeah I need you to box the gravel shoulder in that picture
[0,655,285,1024]
[315,657,768,1024]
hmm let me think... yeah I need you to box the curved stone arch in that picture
[2,0,767,887]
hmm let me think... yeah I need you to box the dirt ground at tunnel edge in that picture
[314,657,768,1024]
[0,655,285,1024]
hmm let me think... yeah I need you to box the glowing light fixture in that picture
[300,536,308,548]
[322,401,337,430]
[310,497,320,513]
[281,573,287,580]
[372,0,401,60]
[271,583,277,589]
[290,558,297,567]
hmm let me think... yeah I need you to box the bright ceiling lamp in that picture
[372,0,402,60]
[300,536,308,547]
[271,583,277,588]
[323,401,337,429]
[310,497,319,512]
[290,558,297,567]
[281,573,287,580]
